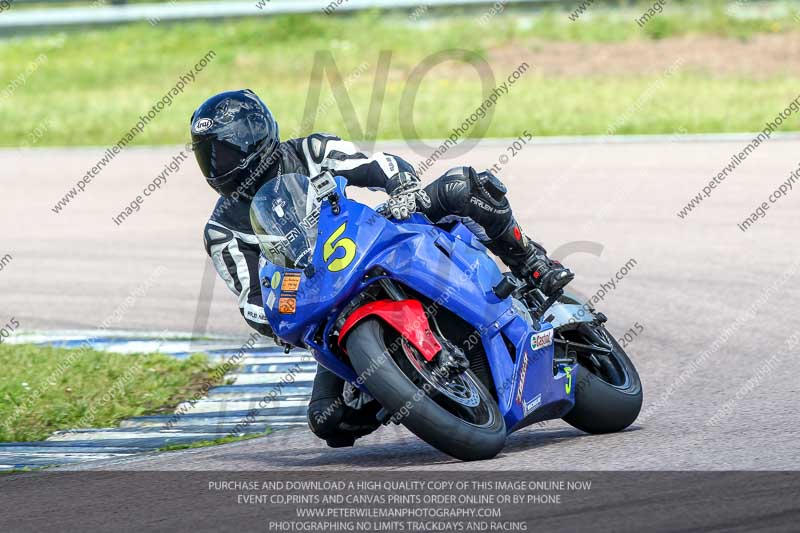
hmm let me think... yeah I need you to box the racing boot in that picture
[484,219,574,297]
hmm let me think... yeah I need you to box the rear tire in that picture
[563,329,642,434]
[346,319,506,461]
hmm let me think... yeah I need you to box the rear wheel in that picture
[561,324,643,434]
[346,319,506,461]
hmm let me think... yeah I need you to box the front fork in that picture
[377,278,469,376]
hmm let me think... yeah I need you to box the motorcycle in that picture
[251,172,642,461]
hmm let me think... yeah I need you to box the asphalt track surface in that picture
[2,137,800,474]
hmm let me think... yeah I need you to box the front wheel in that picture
[562,325,643,434]
[346,319,506,461]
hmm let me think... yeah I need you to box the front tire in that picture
[346,319,506,461]
[563,327,643,434]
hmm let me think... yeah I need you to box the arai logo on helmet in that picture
[531,329,554,351]
[193,118,214,133]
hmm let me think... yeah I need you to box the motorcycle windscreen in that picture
[249,173,321,269]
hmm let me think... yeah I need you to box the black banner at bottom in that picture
[1,471,798,532]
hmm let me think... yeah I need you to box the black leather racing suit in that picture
[203,133,519,446]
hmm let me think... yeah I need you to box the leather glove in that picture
[385,172,431,220]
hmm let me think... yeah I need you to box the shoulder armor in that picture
[203,221,233,254]
[306,133,341,164]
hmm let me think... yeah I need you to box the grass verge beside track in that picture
[1,3,800,145]
[156,431,272,453]
[0,344,224,442]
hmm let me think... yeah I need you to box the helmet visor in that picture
[193,138,247,179]
[192,113,273,180]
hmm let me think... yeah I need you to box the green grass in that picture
[156,431,271,452]
[551,1,796,42]
[0,344,223,442]
[1,4,799,147]
[0,467,36,475]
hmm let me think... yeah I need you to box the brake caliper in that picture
[433,337,470,378]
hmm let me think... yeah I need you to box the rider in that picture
[192,89,574,448]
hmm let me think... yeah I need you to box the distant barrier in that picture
[1,0,558,30]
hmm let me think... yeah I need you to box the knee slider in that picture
[438,166,475,215]
[444,166,475,180]
[475,170,508,202]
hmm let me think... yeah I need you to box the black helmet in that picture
[190,89,280,197]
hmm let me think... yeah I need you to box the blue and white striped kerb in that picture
[0,331,315,471]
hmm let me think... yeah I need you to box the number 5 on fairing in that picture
[323,222,357,272]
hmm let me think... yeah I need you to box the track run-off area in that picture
[1,135,799,471]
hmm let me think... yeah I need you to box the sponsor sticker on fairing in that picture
[278,296,297,314]
[515,353,529,405]
[266,291,276,311]
[531,329,554,350]
[524,394,542,416]
[281,272,301,292]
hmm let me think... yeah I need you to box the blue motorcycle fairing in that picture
[257,176,576,433]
